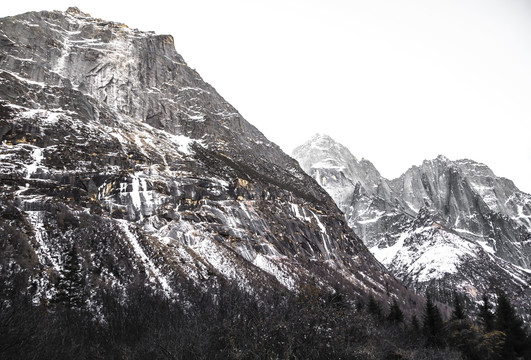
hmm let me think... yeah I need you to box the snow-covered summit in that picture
[293,134,388,209]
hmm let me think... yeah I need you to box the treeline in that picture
[1,267,529,359]
[364,291,531,360]
[0,279,451,360]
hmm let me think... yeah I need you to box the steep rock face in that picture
[0,9,416,311]
[390,156,531,268]
[293,135,531,320]
[292,134,389,207]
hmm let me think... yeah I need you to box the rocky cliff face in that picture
[293,134,531,320]
[390,156,531,268]
[0,9,419,312]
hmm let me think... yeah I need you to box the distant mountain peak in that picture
[295,134,359,163]
[304,133,346,152]
[310,132,332,140]
[65,6,91,17]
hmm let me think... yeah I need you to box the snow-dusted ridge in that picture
[0,8,420,317]
[293,134,531,321]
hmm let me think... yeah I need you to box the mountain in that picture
[0,6,428,329]
[293,134,531,320]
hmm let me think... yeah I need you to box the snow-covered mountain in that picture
[293,134,531,319]
[0,8,424,316]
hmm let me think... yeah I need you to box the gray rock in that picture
[293,134,531,321]
[0,9,419,312]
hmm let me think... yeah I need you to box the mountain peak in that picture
[65,6,91,17]
[307,133,339,148]
[299,134,357,159]
[293,134,358,167]
[310,133,334,140]
[292,135,388,211]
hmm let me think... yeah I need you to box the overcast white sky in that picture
[4,1,531,193]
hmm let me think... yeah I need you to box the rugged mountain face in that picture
[391,156,531,268]
[0,8,421,316]
[292,134,402,248]
[293,134,531,320]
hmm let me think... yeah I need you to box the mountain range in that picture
[2,7,529,358]
[293,133,531,320]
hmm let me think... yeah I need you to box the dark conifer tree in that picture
[494,291,529,359]
[478,293,494,332]
[451,292,466,320]
[367,294,382,319]
[387,297,404,324]
[423,293,444,347]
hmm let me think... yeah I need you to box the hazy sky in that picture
[4,1,531,193]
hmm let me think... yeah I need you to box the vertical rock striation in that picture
[0,8,418,313]
[293,134,531,320]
